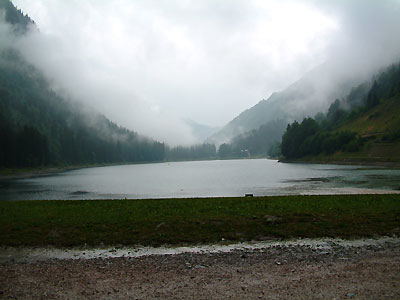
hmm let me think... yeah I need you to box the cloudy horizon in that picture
[8,0,400,145]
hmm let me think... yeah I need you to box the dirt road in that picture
[1,239,399,299]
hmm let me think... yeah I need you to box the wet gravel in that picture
[0,240,399,299]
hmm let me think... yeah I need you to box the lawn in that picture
[1,194,399,247]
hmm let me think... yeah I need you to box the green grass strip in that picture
[1,194,399,247]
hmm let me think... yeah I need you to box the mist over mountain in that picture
[0,0,32,33]
[213,61,400,161]
[184,119,220,143]
[204,0,400,146]
[0,1,165,168]
[2,0,400,155]
[10,0,400,146]
[207,60,381,145]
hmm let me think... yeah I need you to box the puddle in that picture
[283,176,341,183]
[70,191,90,195]
[300,187,400,195]
[1,237,398,263]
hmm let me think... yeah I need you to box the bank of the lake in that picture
[279,159,400,168]
[279,148,400,168]
[1,194,399,248]
[0,160,163,181]
[2,237,399,300]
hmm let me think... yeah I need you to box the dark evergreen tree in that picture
[166,143,216,161]
[218,143,232,159]
[366,81,379,108]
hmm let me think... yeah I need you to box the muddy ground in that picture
[0,240,399,300]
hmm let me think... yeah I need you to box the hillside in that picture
[280,63,400,164]
[0,0,32,33]
[328,96,400,163]
[0,1,165,168]
[207,62,365,145]
[216,119,287,159]
[184,119,220,143]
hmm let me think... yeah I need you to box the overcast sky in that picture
[10,0,400,145]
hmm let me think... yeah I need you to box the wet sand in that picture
[1,238,399,299]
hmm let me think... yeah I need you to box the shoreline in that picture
[0,161,168,181]
[1,236,398,263]
[2,158,400,181]
[278,159,400,168]
[0,166,76,181]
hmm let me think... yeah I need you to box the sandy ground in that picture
[1,240,399,300]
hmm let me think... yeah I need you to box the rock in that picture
[194,264,207,269]
[156,222,166,229]
[264,215,282,223]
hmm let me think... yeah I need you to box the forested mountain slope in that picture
[0,1,164,168]
[280,63,400,163]
[0,0,32,33]
[216,119,287,159]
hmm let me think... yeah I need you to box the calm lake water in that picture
[1,159,400,200]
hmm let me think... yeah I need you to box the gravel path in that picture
[1,240,399,299]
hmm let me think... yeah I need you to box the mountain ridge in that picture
[207,60,385,146]
[0,0,34,34]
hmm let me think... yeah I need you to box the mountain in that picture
[0,1,165,168]
[184,119,220,143]
[207,62,377,146]
[280,62,400,163]
[216,119,287,159]
[0,0,33,34]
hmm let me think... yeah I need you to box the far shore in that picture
[2,158,400,181]
[0,166,77,181]
[278,158,400,168]
[0,161,162,181]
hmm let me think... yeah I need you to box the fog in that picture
[7,0,400,145]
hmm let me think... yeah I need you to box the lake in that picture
[1,159,400,200]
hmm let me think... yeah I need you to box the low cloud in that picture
[7,0,400,145]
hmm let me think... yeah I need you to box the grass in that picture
[292,96,400,165]
[333,96,400,163]
[1,194,400,247]
[341,97,400,136]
